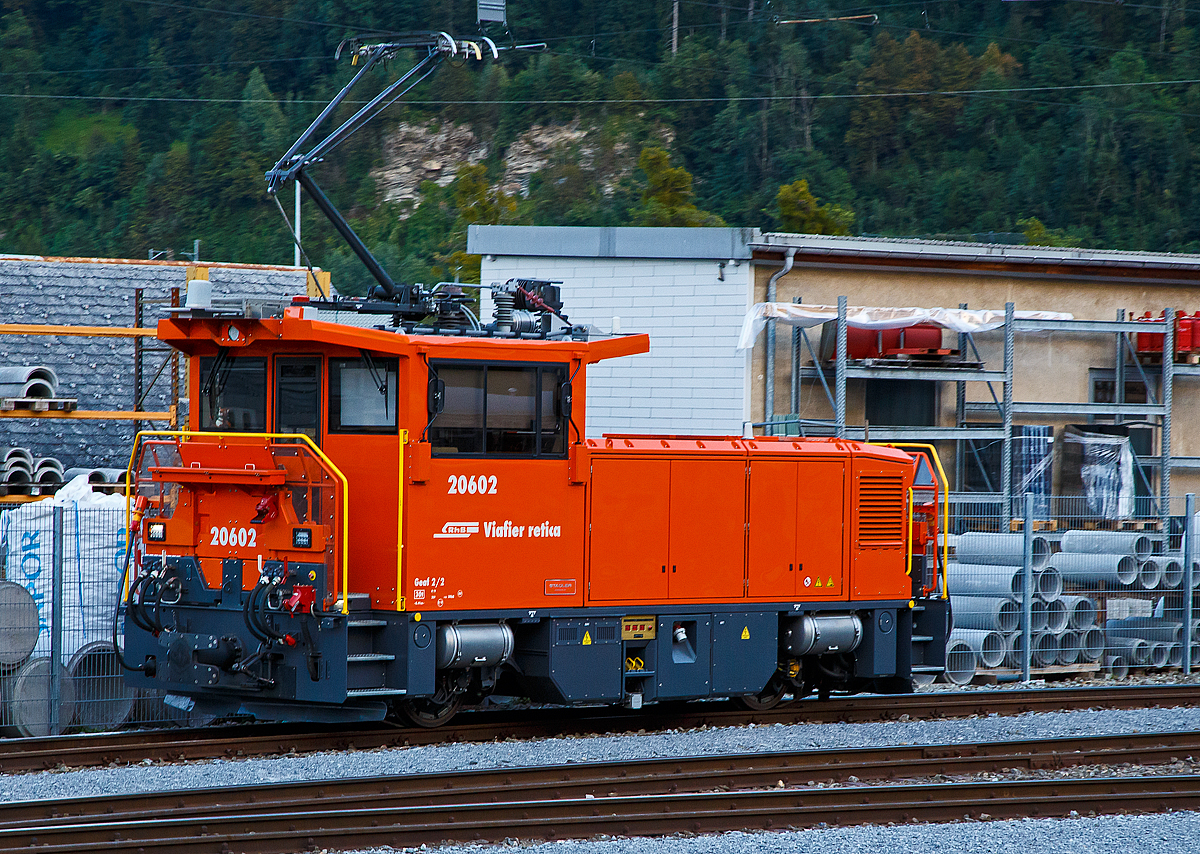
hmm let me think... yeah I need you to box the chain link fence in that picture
[945,493,1198,685]
[0,501,209,736]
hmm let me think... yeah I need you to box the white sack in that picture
[0,475,126,662]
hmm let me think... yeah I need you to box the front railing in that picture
[126,431,350,613]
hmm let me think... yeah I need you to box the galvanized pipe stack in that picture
[947,532,1107,680]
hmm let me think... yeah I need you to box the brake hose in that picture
[113,537,148,673]
[243,578,271,643]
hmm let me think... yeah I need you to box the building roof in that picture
[468,225,759,260]
[0,258,310,469]
[753,232,1200,270]
[469,226,1200,285]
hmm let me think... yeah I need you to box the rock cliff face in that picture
[495,122,591,196]
[370,120,636,204]
[371,123,487,204]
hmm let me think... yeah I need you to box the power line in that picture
[5,74,1200,104]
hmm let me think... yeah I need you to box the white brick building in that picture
[469,226,757,437]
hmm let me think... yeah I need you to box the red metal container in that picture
[845,324,942,359]
[1136,311,1164,354]
[1178,313,1195,355]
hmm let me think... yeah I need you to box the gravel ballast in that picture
[339,811,1200,854]
[6,705,1200,803]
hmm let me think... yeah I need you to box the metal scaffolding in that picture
[759,299,1181,522]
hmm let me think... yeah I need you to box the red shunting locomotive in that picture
[121,282,950,726]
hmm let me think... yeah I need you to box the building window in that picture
[1092,376,1151,406]
[864,379,937,426]
[198,356,267,432]
[329,356,399,434]
[428,362,567,457]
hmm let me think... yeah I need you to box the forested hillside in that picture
[1,1,1197,291]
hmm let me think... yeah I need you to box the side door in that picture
[796,459,846,598]
[746,459,799,598]
[588,457,670,602]
[667,458,746,600]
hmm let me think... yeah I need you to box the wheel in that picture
[735,678,788,712]
[396,694,463,728]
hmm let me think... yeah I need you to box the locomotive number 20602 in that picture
[209,526,258,548]
[447,474,498,495]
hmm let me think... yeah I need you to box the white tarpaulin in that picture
[0,475,125,662]
[736,302,1074,351]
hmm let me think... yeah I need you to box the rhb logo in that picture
[434,521,479,539]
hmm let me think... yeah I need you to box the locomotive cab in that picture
[120,292,950,726]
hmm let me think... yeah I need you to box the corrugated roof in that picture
[0,259,311,469]
[752,232,1200,271]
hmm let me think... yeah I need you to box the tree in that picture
[237,68,289,155]
[1018,217,1081,248]
[774,179,854,235]
[633,147,725,227]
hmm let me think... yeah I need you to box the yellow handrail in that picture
[905,487,914,577]
[882,443,950,600]
[396,429,408,612]
[126,430,352,614]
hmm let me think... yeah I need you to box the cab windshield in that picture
[198,355,267,432]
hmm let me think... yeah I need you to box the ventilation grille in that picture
[857,474,905,545]
[557,626,578,643]
[597,625,617,642]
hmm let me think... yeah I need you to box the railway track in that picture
[3,729,1200,852]
[2,683,1199,775]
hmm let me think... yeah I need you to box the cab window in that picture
[198,356,267,432]
[429,362,567,457]
[276,357,321,442]
[329,357,399,434]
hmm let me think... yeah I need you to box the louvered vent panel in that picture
[857,474,905,545]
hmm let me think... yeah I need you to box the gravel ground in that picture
[916,670,1200,693]
[6,704,1200,803]
[337,811,1200,854]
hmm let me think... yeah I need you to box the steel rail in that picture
[4,760,1200,852]
[4,728,1200,833]
[3,684,1198,774]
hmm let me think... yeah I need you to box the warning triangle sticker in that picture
[815,578,823,587]
[582,631,592,645]
[741,626,750,640]
[828,577,835,587]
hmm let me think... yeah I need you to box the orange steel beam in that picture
[0,323,157,338]
[0,407,176,421]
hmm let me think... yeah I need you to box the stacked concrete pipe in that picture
[0,582,39,670]
[1,447,34,496]
[1080,626,1105,662]
[1106,654,1130,679]
[951,596,1021,633]
[1060,595,1098,630]
[32,458,64,495]
[1109,636,1151,666]
[1,657,76,737]
[1137,558,1165,592]
[1057,629,1082,665]
[949,628,1006,669]
[0,366,58,400]
[1,448,65,496]
[941,638,978,685]
[66,642,137,732]
[1160,557,1185,590]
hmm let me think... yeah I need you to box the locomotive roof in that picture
[157,313,650,364]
